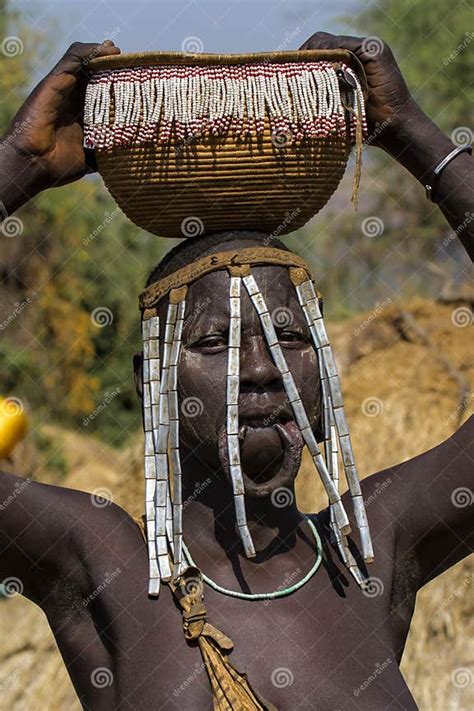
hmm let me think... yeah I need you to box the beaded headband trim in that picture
[139,246,319,309]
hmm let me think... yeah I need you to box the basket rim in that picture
[86,48,368,95]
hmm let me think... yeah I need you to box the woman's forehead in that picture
[187,264,296,306]
[179,264,307,337]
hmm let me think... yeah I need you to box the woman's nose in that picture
[239,335,284,393]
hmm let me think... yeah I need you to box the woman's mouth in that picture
[218,417,304,495]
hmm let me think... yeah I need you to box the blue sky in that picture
[14,0,363,70]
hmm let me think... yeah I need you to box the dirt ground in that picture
[0,298,472,710]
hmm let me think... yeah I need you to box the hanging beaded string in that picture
[318,348,368,586]
[226,270,256,558]
[84,60,367,150]
[289,268,374,566]
[317,346,339,540]
[167,288,188,578]
[141,314,161,596]
[152,295,180,582]
[240,268,351,541]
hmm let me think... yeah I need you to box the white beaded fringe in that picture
[84,61,367,150]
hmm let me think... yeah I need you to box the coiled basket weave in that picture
[84,49,368,239]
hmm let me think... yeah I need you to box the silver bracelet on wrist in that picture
[425,143,472,202]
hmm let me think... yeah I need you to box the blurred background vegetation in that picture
[0,0,472,449]
[0,2,472,709]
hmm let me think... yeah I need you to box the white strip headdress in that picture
[139,246,374,596]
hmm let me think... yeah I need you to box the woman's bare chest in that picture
[72,562,417,710]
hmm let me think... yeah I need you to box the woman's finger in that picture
[51,41,121,76]
[299,31,364,53]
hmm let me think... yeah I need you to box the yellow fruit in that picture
[0,397,29,458]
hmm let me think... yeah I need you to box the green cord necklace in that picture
[181,516,323,601]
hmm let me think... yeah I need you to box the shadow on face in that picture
[133,238,322,495]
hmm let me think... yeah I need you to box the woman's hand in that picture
[299,31,418,152]
[298,31,474,261]
[0,40,120,211]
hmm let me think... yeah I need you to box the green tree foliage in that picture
[289,0,473,317]
[354,0,473,128]
[0,1,169,445]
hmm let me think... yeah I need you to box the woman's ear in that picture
[132,352,143,401]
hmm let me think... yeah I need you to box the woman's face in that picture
[138,242,322,499]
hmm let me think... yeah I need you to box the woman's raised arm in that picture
[299,31,474,260]
[0,40,121,217]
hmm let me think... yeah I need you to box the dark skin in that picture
[0,34,473,711]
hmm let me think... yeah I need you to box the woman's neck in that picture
[179,444,306,565]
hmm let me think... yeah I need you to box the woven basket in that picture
[84,50,368,239]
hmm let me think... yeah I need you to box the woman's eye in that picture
[279,330,309,345]
[194,334,227,349]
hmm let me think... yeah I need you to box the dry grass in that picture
[0,298,472,709]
